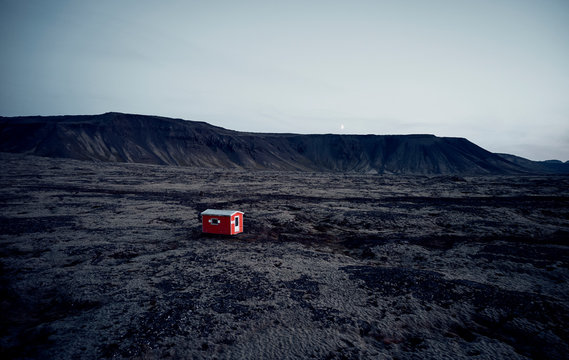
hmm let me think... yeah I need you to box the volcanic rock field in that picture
[1,152,568,359]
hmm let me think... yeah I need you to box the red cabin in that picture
[201,209,244,235]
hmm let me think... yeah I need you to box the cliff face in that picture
[1,112,565,174]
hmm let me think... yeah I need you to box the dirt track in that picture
[1,153,568,359]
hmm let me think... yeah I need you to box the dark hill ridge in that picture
[1,112,567,174]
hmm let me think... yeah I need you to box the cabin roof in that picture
[201,209,242,217]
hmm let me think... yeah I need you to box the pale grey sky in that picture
[1,0,568,161]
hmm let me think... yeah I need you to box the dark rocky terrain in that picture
[2,112,567,174]
[1,152,568,359]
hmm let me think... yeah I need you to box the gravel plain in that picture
[1,152,568,359]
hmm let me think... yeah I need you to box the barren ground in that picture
[1,152,568,359]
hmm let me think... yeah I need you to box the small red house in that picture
[201,209,244,235]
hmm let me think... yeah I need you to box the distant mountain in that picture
[1,112,567,175]
[496,153,569,174]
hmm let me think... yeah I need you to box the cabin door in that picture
[234,215,240,232]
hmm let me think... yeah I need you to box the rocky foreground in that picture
[1,153,568,359]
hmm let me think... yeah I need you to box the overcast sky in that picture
[1,0,568,161]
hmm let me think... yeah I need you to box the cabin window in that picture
[235,217,239,227]
[209,218,220,225]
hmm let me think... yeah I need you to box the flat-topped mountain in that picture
[1,112,567,174]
